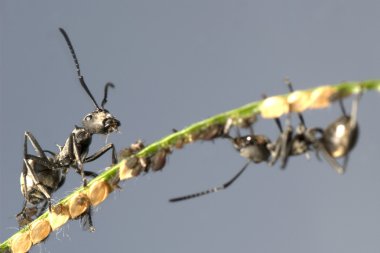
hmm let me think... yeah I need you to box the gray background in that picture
[1,1,380,252]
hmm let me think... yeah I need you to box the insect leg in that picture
[24,132,48,160]
[84,143,118,164]
[71,134,87,186]
[23,159,53,210]
[314,141,345,174]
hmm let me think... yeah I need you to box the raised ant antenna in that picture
[59,28,101,110]
[101,82,115,109]
[169,162,250,202]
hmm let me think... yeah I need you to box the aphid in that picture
[151,147,171,172]
[169,122,272,202]
[119,140,151,177]
[17,28,121,230]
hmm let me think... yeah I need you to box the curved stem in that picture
[1,79,379,252]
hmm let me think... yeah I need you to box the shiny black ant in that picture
[16,28,120,230]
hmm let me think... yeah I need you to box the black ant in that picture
[16,28,121,230]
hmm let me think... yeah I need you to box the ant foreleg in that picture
[84,143,118,164]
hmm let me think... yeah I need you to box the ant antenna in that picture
[101,82,115,109]
[59,28,101,110]
[169,162,250,202]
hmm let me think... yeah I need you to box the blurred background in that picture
[1,1,380,252]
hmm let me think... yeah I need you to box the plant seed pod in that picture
[119,159,135,179]
[48,204,70,231]
[68,193,90,219]
[308,86,337,109]
[88,180,111,206]
[11,232,32,253]
[287,90,311,112]
[261,96,289,118]
[29,219,51,244]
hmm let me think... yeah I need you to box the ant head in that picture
[59,28,121,135]
[82,108,120,134]
[81,82,121,134]
[232,135,271,163]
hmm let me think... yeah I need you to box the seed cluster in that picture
[10,179,114,253]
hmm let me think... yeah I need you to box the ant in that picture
[169,84,361,202]
[16,28,121,230]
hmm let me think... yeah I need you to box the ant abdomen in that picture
[322,115,359,158]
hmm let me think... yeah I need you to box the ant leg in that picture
[349,92,362,129]
[16,200,27,221]
[42,150,56,157]
[24,132,48,159]
[83,170,98,178]
[71,134,87,186]
[315,141,345,174]
[339,99,348,117]
[23,159,53,210]
[24,154,56,168]
[71,165,97,178]
[80,207,95,232]
[21,162,28,205]
[285,80,307,127]
[279,124,293,169]
[36,201,49,216]
[169,162,250,202]
[84,143,118,164]
[268,118,283,166]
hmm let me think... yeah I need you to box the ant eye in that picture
[84,115,93,121]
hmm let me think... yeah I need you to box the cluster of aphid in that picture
[9,28,362,253]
